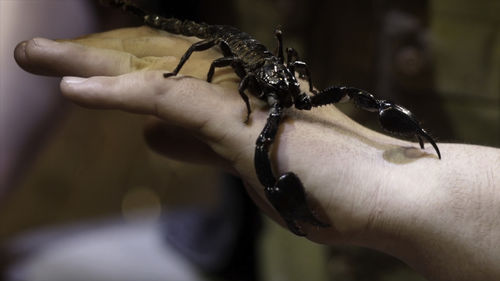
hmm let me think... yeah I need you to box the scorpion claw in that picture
[417,135,425,149]
[417,129,441,159]
[378,102,441,159]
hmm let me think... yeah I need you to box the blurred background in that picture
[0,0,498,280]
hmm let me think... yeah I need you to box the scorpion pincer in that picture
[102,0,441,236]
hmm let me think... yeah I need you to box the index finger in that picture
[14,37,149,77]
[13,26,189,77]
[14,27,232,81]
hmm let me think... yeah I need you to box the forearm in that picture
[270,110,500,279]
[362,143,500,280]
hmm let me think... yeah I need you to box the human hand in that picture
[15,26,500,280]
[14,26,382,242]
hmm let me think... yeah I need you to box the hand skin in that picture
[14,27,500,280]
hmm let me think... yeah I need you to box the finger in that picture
[74,26,164,41]
[15,36,237,84]
[71,32,235,82]
[14,37,155,77]
[70,26,205,59]
[60,71,161,114]
[59,71,245,132]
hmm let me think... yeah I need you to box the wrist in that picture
[357,144,500,280]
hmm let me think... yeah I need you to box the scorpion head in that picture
[256,59,300,107]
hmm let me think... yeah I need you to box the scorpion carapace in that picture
[102,0,441,236]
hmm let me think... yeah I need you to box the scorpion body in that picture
[102,0,441,236]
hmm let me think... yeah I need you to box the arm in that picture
[14,27,500,280]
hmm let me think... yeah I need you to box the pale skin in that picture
[14,26,500,280]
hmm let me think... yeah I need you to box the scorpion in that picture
[101,0,441,236]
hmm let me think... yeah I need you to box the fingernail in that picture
[32,37,58,47]
[63,76,87,84]
[17,41,28,50]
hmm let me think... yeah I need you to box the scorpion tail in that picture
[99,0,146,18]
[100,0,212,39]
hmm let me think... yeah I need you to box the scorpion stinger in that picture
[104,0,441,237]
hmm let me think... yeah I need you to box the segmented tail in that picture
[100,0,212,39]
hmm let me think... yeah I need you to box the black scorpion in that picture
[102,0,441,236]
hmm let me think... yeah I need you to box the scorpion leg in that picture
[237,74,254,123]
[309,86,441,159]
[178,41,251,122]
[164,38,235,78]
[275,33,315,93]
[164,39,217,78]
[206,57,246,82]
[288,60,316,94]
[255,101,330,236]
[284,48,316,94]
[217,39,234,57]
